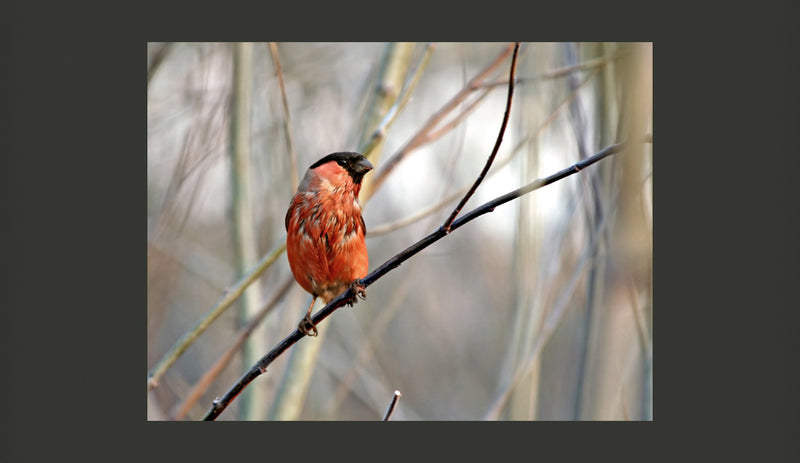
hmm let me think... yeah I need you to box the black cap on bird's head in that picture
[310,152,373,183]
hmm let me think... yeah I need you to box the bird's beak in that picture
[354,157,374,174]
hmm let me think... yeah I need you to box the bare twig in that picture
[382,390,402,421]
[268,42,299,193]
[478,51,626,90]
[442,42,519,232]
[423,88,492,145]
[202,140,630,420]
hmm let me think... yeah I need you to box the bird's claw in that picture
[347,280,367,306]
[298,315,319,337]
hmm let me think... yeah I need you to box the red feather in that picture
[286,153,371,307]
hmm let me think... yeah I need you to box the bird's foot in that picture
[347,280,367,306]
[298,314,319,337]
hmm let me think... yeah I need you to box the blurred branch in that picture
[171,277,293,420]
[357,43,419,202]
[479,51,626,89]
[268,42,299,193]
[358,43,435,162]
[627,277,651,357]
[148,42,172,85]
[566,42,608,421]
[153,81,228,241]
[423,89,490,142]
[484,203,613,420]
[366,43,516,199]
[228,41,269,420]
[147,239,286,391]
[442,42,519,232]
[202,140,635,420]
[382,390,402,421]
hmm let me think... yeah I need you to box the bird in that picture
[285,152,373,336]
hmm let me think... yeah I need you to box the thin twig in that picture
[442,42,520,232]
[423,88,492,145]
[382,390,402,421]
[478,52,626,89]
[268,42,299,193]
[202,140,630,420]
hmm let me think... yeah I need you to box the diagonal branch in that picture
[202,140,631,420]
[442,42,519,232]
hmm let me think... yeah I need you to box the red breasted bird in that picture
[285,152,373,336]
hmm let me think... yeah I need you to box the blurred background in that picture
[147,42,652,421]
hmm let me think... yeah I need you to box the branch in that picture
[477,51,626,89]
[442,42,519,232]
[202,139,630,420]
[268,42,299,193]
[147,42,172,85]
[359,43,435,159]
[382,390,402,421]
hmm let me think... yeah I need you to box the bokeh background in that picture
[147,42,652,421]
